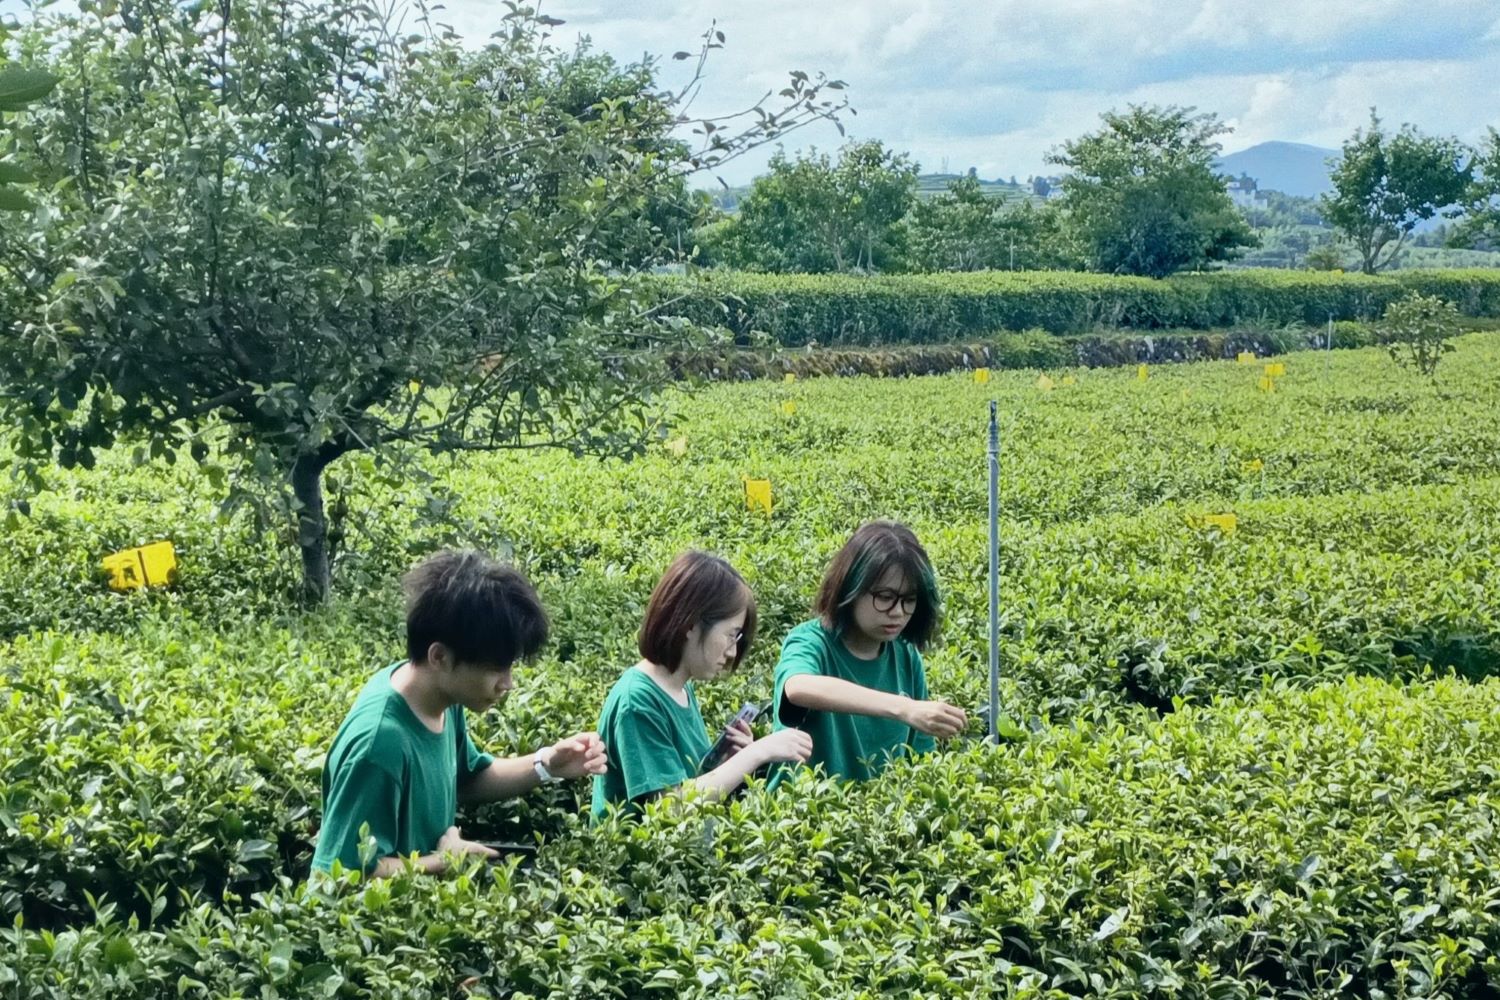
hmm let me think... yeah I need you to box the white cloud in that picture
[6,0,1494,183]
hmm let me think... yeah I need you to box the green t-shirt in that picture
[591,667,712,820]
[771,619,935,782]
[312,662,494,873]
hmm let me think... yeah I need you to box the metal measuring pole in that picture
[1326,314,1334,377]
[987,399,1000,743]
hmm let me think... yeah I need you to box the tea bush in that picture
[4,337,1500,994]
[7,676,1500,997]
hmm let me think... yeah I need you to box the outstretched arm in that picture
[459,732,608,803]
[782,675,966,738]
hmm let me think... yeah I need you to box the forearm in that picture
[783,674,910,721]
[459,755,541,804]
[690,748,767,801]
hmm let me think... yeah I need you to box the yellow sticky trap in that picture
[1202,513,1238,535]
[102,550,145,591]
[665,437,688,457]
[1137,364,1149,381]
[973,368,990,384]
[1258,376,1276,393]
[744,478,772,515]
[783,373,797,383]
[1264,362,1286,378]
[1060,375,1077,386]
[1242,458,1264,474]
[1237,352,1256,364]
[102,541,177,591]
[1036,375,1054,391]
[779,400,797,416]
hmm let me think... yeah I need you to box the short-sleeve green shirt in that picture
[771,619,935,782]
[312,662,494,873]
[591,667,712,820]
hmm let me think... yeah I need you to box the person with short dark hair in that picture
[591,551,811,818]
[771,521,967,782]
[313,549,607,877]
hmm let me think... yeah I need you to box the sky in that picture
[426,0,1500,187]
[4,0,1495,187]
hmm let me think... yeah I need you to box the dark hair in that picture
[638,551,757,673]
[814,521,941,649]
[404,550,549,669]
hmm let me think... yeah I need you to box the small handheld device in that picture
[699,702,761,772]
[479,842,538,871]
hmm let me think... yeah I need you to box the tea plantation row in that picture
[4,338,1500,994]
[7,676,1500,998]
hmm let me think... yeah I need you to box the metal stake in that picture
[987,399,1000,743]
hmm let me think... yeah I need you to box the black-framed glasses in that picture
[869,589,918,615]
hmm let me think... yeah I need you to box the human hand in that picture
[900,699,968,739]
[546,732,609,779]
[724,719,754,755]
[438,826,498,862]
[750,727,813,766]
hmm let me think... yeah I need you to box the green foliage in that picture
[703,141,918,273]
[5,338,1500,935]
[1303,241,1348,272]
[0,61,58,211]
[1453,126,1500,250]
[7,321,1500,994]
[1381,292,1463,375]
[9,677,1500,996]
[1240,190,1327,230]
[651,268,1500,346]
[0,0,842,604]
[902,175,1081,273]
[1322,111,1472,275]
[1049,105,1257,278]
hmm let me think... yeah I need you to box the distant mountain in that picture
[1216,141,1340,199]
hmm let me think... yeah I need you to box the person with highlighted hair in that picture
[771,521,966,782]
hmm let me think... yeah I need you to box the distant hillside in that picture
[1217,141,1339,199]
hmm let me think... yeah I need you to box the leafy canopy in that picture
[0,0,844,601]
[705,140,917,273]
[1048,104,1256,279]
[1321,110,1471,274]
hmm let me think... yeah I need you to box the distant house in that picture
[1225,174,1261,208]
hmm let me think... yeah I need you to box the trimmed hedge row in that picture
[653,269,1500,346]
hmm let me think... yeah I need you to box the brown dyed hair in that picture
[638,551,757,673]
[813,521,941,649]
[404,550,549,669]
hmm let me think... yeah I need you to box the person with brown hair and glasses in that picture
[591,551,812,819]
[771,521,967,783]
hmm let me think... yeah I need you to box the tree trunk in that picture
[290,446,343,605]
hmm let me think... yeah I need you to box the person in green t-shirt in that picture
[592,551,812,819]
[771,521,968,783]
[313,550,608,878]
